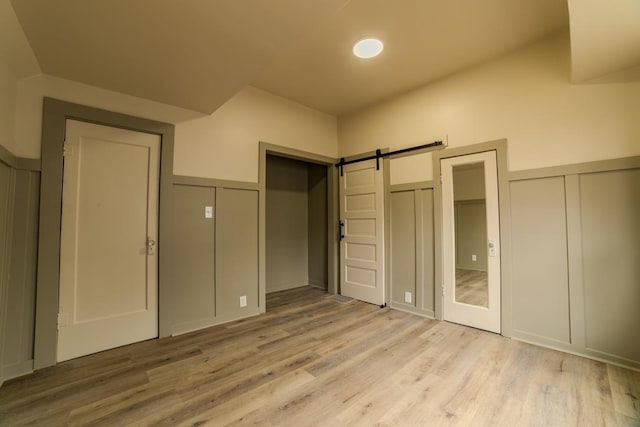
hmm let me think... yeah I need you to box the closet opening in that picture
[265,154,329,304]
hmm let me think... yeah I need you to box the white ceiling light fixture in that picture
[353,38,384,59]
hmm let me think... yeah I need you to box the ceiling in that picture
[8,0,351,114]
[6,1,640,117]
[253,0,569,115]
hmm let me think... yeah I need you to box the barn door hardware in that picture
[334,140,444,173]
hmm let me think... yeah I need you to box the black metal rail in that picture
[335,140,443,175]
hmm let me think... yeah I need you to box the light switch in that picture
[205,206,213,219]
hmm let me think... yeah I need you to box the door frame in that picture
[432,139,513,336]
[34,98,175,369]
[259,142,339,299]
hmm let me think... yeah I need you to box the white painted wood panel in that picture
[58,120,160,362]
[441,151,501,333]
[339,159,385,305]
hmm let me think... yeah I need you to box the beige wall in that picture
[13,74,203,159]
[568,0,640,82]
[12,76,338,183]
[175,87,338,183]
[338,33,640,184]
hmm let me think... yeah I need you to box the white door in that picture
[58,120,160,362]
[441,151,501,333]
[339,159,385,305]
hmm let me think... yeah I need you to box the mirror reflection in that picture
[452,163,488,308]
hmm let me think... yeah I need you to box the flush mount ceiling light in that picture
[353,38,384,59]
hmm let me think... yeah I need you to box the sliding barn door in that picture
[339,159,385,305]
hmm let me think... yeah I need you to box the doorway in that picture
[441,151,501,333]
[265,154,328,296]
[34,98,175,370]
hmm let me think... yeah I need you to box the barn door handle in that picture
[339,220,345,241]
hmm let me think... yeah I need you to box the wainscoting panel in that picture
[509,177,570,345]
[0,161,13,385]
[579,169,640,364]
[420,189,435,315]
[390,191,416,306]
[170,180,260,336]
[388,184,435,317]
[170,185,216,333]
[508,158,640,369]
[2,170,39,379]
[216,188,259,319]
[1,151,41,382]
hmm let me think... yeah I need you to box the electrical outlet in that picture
[404,292,412,304]
[472,254,477,261]
[239,295,247,308]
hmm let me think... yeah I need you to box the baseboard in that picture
[308,280,327,290]
[266,282,311,293]
[390,301,435,319]
[511,331,640,372]
[171,308,263,336]
[1,359,35,382]
[455,264,487,272]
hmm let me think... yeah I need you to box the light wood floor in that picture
[455,268,488,307]
[1,286,639,426]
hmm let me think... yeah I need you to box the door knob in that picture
[488,240,497,257]
[147,238,156,255]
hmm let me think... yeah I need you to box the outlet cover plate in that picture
[404,292,412,304]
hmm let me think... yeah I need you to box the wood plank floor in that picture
[455,268,488,307]
[1,286,639,426]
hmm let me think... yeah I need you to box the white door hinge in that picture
[63,142,73,157]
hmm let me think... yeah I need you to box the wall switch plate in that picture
[205,206,213,219]
[239,295,247,308]
[404,292,412,304]
[472,254,477,261]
